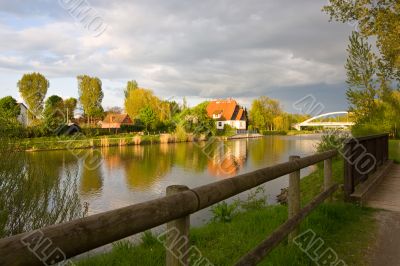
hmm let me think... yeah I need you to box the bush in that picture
[239,187,268,211]
[211,201,238,223]
[316,130,350,153]
[216,124,236,137]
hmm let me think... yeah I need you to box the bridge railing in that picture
[0,150,338,266]
[343,133,389,201]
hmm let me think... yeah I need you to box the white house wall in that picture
[216,120,246,130]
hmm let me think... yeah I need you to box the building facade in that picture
[17,103,30,127]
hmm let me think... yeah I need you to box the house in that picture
[206,99,247,130]
[101,113,133,129]
[17,103,30,127]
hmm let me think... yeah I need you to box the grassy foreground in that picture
[78,159,376,266]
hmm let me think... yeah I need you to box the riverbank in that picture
[16,133,207,152]
[77,158,377,266]
[16,132,279,152]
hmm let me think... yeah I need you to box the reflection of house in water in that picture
[208,140,248,178]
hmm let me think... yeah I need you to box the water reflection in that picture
[207,140,248,178]
[20,135,320,222]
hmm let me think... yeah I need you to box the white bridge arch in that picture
[293,111,354,131]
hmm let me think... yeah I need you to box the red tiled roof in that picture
[206,99,246,121]
[102,114,133,124]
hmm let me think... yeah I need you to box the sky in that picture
[0,0,353,113]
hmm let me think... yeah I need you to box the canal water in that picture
[24,135,321,226]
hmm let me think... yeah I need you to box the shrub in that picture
[316,130,350,153]
[239,186,268,211]
[211,201,238,223]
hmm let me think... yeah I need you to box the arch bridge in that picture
[293,111,354,131]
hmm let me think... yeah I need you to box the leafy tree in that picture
[43,95,65,133]
[345,32,379,125]
[324,2,400,136]
[139,106,157,132]
[324,0,400,79]
[178,101,215,136]
[64,98,78,121]
[0,96,20,119]
[124,80,138,98]
[250,96,282,131]
[17,72,49,118]
[77,75,104,124]
[124,85,159,119]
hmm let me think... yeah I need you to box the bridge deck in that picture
[367,164,400,212]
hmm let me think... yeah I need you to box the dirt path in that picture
[369,211,400,266]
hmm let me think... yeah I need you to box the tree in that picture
[345,32,379,124]
[139,106,157,132]
[324,1,400,136]
[17,72,49,118]
[43,95,65,133]
[106,106,123,114]
[250,96,282,131]
[178,101,216,136]
[124,85,159,119]
[324,0,400,79]
[64,98,78,121]
[77,75,104,124]
[124,80,138,98]
[0,96,20,119]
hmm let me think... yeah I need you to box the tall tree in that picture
[64,98,78,121]
[345,32,378,124]
[324,1,400,136]
[17,72,49,118]
[43,95,65,133]
[0,96,20,119]
[324,0,400,79]
[250,96,282,131]
[77,75,104,124]
[124,80,138,98]
[124,86,159,119]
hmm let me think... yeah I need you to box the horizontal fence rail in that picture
[344,133,389,200]
[0,150,338,266]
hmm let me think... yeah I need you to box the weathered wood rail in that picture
[344,133,389,201]
[0,150,339,266]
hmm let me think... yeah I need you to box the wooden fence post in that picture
[324,158,333,202]
[288,156,301,243]
[166,185,190,266]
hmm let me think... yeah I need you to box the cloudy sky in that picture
[0,0,353,113]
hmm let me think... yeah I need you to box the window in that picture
[218,122,223,127]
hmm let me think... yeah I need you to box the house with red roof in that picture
[101,113,133,129]
[206,99,247,130]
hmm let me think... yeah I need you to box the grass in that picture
[389,139,400,163]
[77,157,376,266]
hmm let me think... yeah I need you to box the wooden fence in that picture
[343,133,389,201]
[0,150,338,266]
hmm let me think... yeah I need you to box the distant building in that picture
[206,99,247,130]
[17,103,29,127]
[101,114,133,129]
